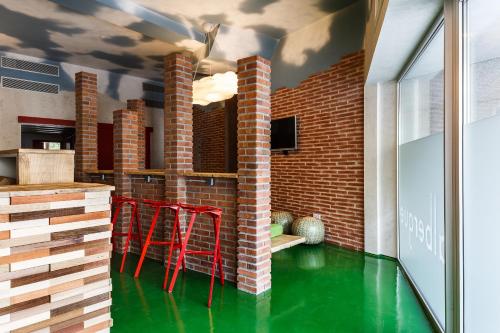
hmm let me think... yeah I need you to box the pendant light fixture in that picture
[192,23,237,106]
[193,71,237,106]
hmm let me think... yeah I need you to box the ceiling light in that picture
[193,71,237,106]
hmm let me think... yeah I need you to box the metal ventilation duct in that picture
[1,77,59,94]
[1,56,59,76]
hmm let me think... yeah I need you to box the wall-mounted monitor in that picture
[271,116,297,151]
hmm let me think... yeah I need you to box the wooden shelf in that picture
[0,149,75,157]
[271,235,306,253]
[127,169,165,176]
[0,182,114,197]
[85,169,114,174]
[84,169,238,179]
[180,171,238,179]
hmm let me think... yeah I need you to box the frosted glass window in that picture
[398,25,445,328]
[463,0,500,331]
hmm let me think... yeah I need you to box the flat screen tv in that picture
[271,116,297,151]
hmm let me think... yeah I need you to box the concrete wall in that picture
[364,81,397,257]
[364,0,389,78]
[271,0,367,91]
[0,51,163,168]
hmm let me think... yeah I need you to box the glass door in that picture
[398,21,446,330]
[463,0,500,331]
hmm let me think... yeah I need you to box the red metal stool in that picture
[133,199,186,278]
[164,204,224,307]
[111,195,143,273]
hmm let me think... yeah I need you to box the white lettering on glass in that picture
[399,193,444,264]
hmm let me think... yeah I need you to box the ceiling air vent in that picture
[1,56,59,76]
[1,77,59,94]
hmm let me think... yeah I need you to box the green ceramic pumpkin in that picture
[271,211,294,234]
[292,216,325,245]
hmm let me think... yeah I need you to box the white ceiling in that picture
[0,0,357,81]
[0,0,182,80]
[135,0,353,38]
[366,0,443,83]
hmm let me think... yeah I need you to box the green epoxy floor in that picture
[111,245,434,332]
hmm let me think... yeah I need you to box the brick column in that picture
[127,99,146,169]
[75,72,97,181]
[236,56,272,294]
[163,53,193,203]
[113,109,139,252]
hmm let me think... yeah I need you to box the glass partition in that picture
[398,23,445,329]
[463,0,500,331]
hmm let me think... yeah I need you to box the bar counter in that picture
[0,182,114,332]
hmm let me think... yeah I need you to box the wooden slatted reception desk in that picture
[0,182,114,333]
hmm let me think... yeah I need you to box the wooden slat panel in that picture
[11,238,82,255]
[0,198,109,214]
[50,211,110,225]
[81,319,112,333]
[51,253,110,272]
[43,308,108,333]
[0,265,49,283]
[11,193,85,205]
[0,296,50,316]
[50,239,109,256]
[1,186,112,333]
[0,234,52,251]
[10,208,85,223]
[0,248,50,265]
[51,225,111,241]
[51,293,109,317]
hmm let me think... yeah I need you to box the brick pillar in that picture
[236,56,272,294]
[127,99,146,169]
[113,109,139,252]
[163,53,193,203]
[75,72,97,181]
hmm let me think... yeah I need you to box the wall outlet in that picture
[313,213,321,220]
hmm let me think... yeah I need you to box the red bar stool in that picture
[111,195,143,273]
[164,204,224,307]
[133,199,186,278]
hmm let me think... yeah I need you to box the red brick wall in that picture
[113,108,139,252]
[193,104,225,173]
[164,53,193,203]
[88,174,115,186]
[75,72,97,181]
[270,51,365,251]
[129,175,166,261]
[184,177,238,282]
[124,175,238,282]
[237,55,272,294]
[127,99,146,169]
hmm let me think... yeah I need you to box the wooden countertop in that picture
[85,169,238,179]
[179,171,238,179]
[0,148,75,157]
[127,169,165,176]
[85,169,114,174]
[0,182,115,197]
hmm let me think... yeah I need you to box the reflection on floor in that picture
[111,244,433,333]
